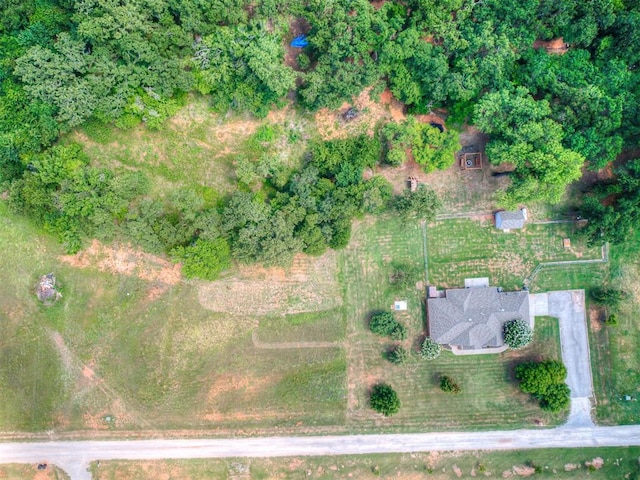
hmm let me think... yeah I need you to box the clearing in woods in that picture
[339,216,566,432]
[70,95,311,200]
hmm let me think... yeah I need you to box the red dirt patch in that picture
[589,305,604,333]
[315,87,403,140]
[533,37,569,55]
[59,240,181,299]
[415,111,447,130]
[380,88,406,121]
[585,457,604,469]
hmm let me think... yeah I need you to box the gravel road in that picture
[2,426,640,479]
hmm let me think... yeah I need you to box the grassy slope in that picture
[0,203,66,430]
[0,200,347,432]
[69,95,310,200]
[90,447,640,479]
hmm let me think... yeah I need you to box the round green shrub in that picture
[419,337,441,360]
[370,383,401,416]
[503,318,533,349]
[439,375,461,394]
[385,345,408,365]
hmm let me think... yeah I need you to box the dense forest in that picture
[1,0,639,276]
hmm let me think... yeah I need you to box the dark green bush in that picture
[370,383,401,416]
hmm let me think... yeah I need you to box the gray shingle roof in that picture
[427,287,530,350]
[495,210,526,230]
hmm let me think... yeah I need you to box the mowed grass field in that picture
[0,203,347,433]
[589,230,640,426]
[89,446,640,479]
[339,216,565,432]
[428,218,602,289]
[0,464,69,479]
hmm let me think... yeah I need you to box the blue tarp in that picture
[290,35,308,48]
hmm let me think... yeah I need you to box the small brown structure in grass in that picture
[408,176,418,192]
[36,273,62,305]
[461,152,482,170]
[563,238,571,248]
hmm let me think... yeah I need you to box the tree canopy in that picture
[2,0,640,275]
[515,360,571,412]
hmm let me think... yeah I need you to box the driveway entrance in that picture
[530,290,594,426]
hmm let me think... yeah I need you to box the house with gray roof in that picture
[495,208,527,231]
[427,286,530,352]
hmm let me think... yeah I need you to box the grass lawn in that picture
[339,216,566,432]
[428,218,602,290]
[256,309,346,344]
[89,446,640,479]
[0,202,347,433]
[0,464,69,479]
[0,204,68,431]
[588,231,640,426]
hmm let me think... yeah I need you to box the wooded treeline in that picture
[1,0,639,272]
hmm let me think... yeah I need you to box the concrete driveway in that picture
[530,290,594,426]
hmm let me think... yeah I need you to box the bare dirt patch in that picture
[375,124,505,209]
[198,252,342,316]
[512,465,536,476]
[380,88,406,121]
[533,37,569,55]
[585,457,604,469]
[589,305,605,333]
[212,117,261,144]
[59,240,181,299]
[415,111,447,129]
[315,87,400,140]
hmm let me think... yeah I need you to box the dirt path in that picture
[49,331,151,430]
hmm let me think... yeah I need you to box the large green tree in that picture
[474,87,584,206]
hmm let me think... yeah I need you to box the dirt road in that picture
[2,426,640,479]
